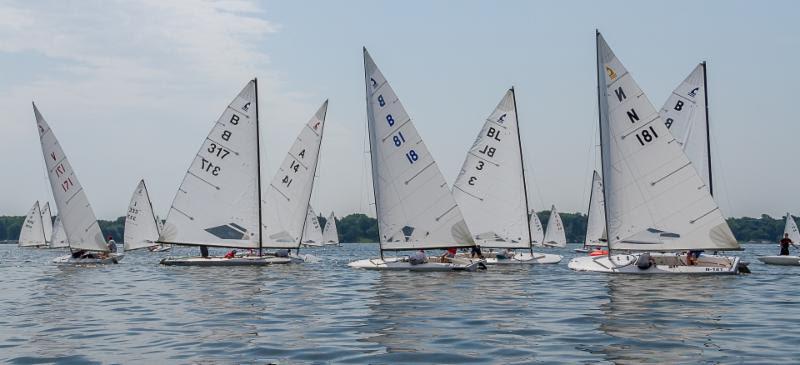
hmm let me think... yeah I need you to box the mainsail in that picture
[49,216,69,248]
[261,101,328,248]
[300,206,324,245]
[785,213,800,243]
[543,205,567,247]
[124,180,161,251]
[364,49,473,250]
[160,80,261,249]
[40,202,53,243]
[595,32,738,251]
[453,89,529,249]
[659,63,712,192]
[529,210,545,246]
[584,171,607,248]
[34,103,107,252]
[19,201,46,247]
[322,211,339,244]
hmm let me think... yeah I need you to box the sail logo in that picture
[497,113,507,124]
[688,87,699,98]
[606,66,617,80]
[242,102,250,111]
[313,121,320,130]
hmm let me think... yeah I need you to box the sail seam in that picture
[187,171,221,190]
[404,161,435,184]
[650,162,691,186]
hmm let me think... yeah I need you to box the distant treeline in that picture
[0,213,796,243]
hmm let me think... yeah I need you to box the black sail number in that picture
[635,126,659,146]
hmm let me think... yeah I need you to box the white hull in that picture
[459,252,562,265]
[757,256,800,266]
[160,255,293,266]
[568,253,743,275]
[148,245,171,252]
[348,257,486,271]
[53,253,124,265]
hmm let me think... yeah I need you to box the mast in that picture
[363,48,384,261]
[595,30,612,257]
[701,61,713,196]
[511,87,534,255]
[142,180,161,236]
[255,78,263,256]
[297,100,328,253]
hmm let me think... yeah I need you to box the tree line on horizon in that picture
[0,212,795,244]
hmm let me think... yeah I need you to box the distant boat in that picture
[529,210,544,247]
[48,215,69,248]
[124,179,169,252]
[18,201,47,248]
[300,206,324,247]
[757,214,800,266]
[542,205,566,248]
[40,202,53,244]
[348,49,484,271]
[33,103,121,264]
[576,171,607,254]
[451,88,561,264]
[322,211,340,245]
[568,32,742,274]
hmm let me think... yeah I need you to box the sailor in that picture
[224,250,237,259]
[200,246,209,258]
[779,233,794,256]
[470,245,484,259]
[409,249,427,265]
[440,247,457,263]
[106,236,117,253]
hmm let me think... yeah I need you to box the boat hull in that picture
[461,252,562,265]
[53,253,124,265]
[757,255,800,266]
[574,248,589,253]
[348,257,486,271]
[149,246,171,252]
[568,253,743,275]
[160,256,293,266]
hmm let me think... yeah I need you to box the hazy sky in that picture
[0,0,798,220]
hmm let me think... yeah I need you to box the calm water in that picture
[0,243,797,364]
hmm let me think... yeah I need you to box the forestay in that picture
[364,48,473,250]
[261,101,328,248]
[49,216,69,248]
[596,33,738,251]
[34,103,107,252]
[659,63,711,191]
[301,206,324,244]
[453,89,529,249]
[584,171,607,248]
[543,205,567,247]
[322,211,339,244]
[160,80,260,249]
[40,202,53,243]
[124,180,161,251]
[785,214,800,243]
[529,210,545,247]
[19,201,46,247]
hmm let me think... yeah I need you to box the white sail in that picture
[18,201,46,247]
[40,202,53,242]
[596,33,738,251]
[261,101,328,248]
[33,103,108,252]
[584,171,607,248]
[529,210,545,246]
[785,213,800,243]
[160,80,261,249]
[124,180,161,251]
[364,48,473,250]
[322,211,339,244]
[660,63,711,191]
[49,216,69,248]
[543,205,567,247]
[453,89,529,249]
[300,206,324,245]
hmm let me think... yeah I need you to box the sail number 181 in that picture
[635,126,659,146]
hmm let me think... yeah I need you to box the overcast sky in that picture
[0,0,798,220]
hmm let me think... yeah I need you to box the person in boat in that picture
[224,250,237,259]
[470,245,484,259]
[779,233,795,256]
[440,247,457,263]
[106,236,117,253]
[409,249,427,265]
[200,246,209,258]
[687,250,703,265]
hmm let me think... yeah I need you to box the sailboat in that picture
[758,214,800,266]
[322,211,340,245]
[40,202,53,244]
[452,89,561,264]
[159,79,328,266]
[18,201,47,248]
[542,205,567,248]
[33,103,121,264]
[576,171,607,254]
[124,179,169,252]
[568,32,743,274]
[300,206,324,247]
[49,216,69,248]
[348,48,485,271]
[529,210,545,246]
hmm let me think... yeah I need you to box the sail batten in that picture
[364,49,473,250]
[596,33,738,252]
